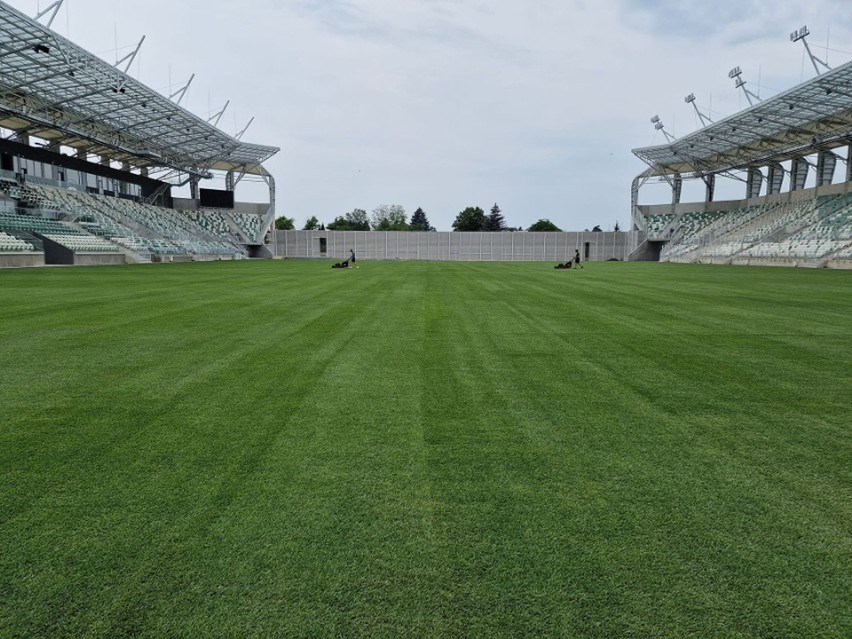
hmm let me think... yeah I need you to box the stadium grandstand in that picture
[631,27,852,269]
[0,0,278,268]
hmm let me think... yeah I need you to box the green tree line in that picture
[276,205,622,233]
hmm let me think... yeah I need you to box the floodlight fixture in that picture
[790,24,830,75]
[730,67,761,106]
[649,115,676,143]
[790,25,810,42]
[685,93,713,127]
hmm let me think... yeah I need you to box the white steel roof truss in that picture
[0,2,278,178]
[634,59,852,176]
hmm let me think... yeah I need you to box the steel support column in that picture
[258,164,276,256]
[746,167,762,199]
[704,174,715,202]
[791,157,808,191]
[630,175,643,230]
[816,150,837,186]
[848,146,852,183]
[767,162,784,194]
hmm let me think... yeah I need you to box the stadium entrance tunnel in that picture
[247,244,274,259]
[628,239,665,261]
[40,235,126,266]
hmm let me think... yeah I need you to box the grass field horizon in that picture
[1,260,849,637]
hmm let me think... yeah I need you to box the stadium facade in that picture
[2,6,850,268]
[0,1,278,267]
[631,36,852,268]
[0,1,630,270]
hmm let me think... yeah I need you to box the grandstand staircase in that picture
[223,214,250,244]
[260,206,275,245]
[62,218,145,262]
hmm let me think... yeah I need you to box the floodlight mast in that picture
[685,93,713,127]
[235,117,254,141]
[650,115,676,143]
[207,100,230,128]
[729,66,761,106]
[114,35,145,79]
[791,25,831,76]
[33,0,64,29]
[169,74,195,106]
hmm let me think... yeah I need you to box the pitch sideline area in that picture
[0,261,849,637]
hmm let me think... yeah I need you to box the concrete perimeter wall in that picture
[275,231,638,262]
[0,252,44,267]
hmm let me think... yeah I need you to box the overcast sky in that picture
[8,0,852,230]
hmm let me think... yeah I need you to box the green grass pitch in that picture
[0,260,849,638]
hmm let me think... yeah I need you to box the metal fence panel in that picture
[276,231,639,261]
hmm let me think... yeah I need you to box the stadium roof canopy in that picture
[633,59,852,179]
[0,2,278,179]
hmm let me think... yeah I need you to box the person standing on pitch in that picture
[574,249,583,269]
[350,248,358,268]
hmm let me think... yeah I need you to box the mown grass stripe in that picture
[0,260,849,638]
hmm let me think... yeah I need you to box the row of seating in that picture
[0,177,273,260]
[793,200,852,241]
[681,201,811,259]
[644,213,674,239]
[0,229,35,251]
[25,184,249,258]
[0,211,85,235]
[832,244,852,259]
[0,179,55,211]
[41,233,120,253]
[230,211,263,242]
[659,210,728,258]
[194,207,264,243]
[0,211,120,253]
[653,192,852,263]
[179,209,236,242]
